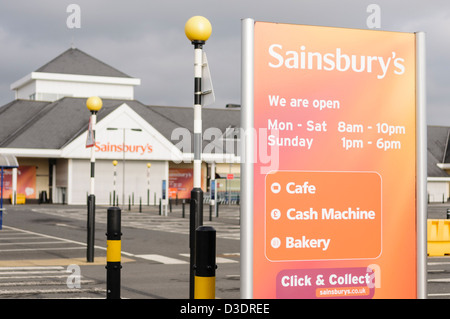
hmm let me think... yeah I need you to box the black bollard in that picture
[87,194,95,262]
[194,226,216,299]
[189,188,203,299]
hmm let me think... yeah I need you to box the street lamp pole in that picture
[86,96,102,263]
[147,163,151,206]
[113,160,118,206]
[185,15,212,299]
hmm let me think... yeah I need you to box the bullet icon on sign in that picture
[271,209,281,220]
[271,237,281,249]
[271,182,281,194]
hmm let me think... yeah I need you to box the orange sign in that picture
[252,22,417,299]
[168,168,206,199]
[265,171,381,261]
[1,166,36,199]
[169,169,193,199]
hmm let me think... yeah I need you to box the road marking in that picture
[0,236,43,240]
[31,208,241,240]
[0,226,136,266]
[429,293,450,297]
[428,262,450,266]
[0,266,65,271]
[0,280,96,287]
[0,275,70,280]
[0,265,105,297]
[136,254,188,264]
[0,247,86,252]
[0,288,106,296]
[135,253,239,265]
[0,241,68,246]
[0,266,68,280]
[179,253,238,263]
[2,226,88,247]
[428,278,450,283]
[0,270,66,275]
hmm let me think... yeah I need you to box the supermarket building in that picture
[0,48,240,205]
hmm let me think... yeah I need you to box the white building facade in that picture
[0,47,240,207]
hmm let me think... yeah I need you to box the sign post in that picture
[240,19,427,299]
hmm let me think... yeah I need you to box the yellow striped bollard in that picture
[106,206,121,299]
[194,226,217,299]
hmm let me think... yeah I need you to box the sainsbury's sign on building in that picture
[62,103,184,161]
[94,141,153,155]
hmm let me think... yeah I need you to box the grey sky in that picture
[0,0,449,124]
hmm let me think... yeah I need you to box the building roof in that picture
[0,98,121,149]
[1,46,240,157]
[427,126,450,178]
[0,97,240,155]
[35,48,132,78]
[0,99,50,143]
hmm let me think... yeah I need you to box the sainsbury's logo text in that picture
[94,142,153,155]
[268,44,405,79]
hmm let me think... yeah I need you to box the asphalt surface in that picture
[0,202,240,299]
[0,201,449,299]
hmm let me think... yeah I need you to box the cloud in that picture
[0,1,449,124]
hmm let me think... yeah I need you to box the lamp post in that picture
[86,96,102,263]
[185,15,212,299]
[113,160,118,206]
[147,163,151,206]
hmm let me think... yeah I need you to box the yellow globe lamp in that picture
[86,96,103,112]
[185,16,212,43]
[112,160,118,166]
[147,163,151,168]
